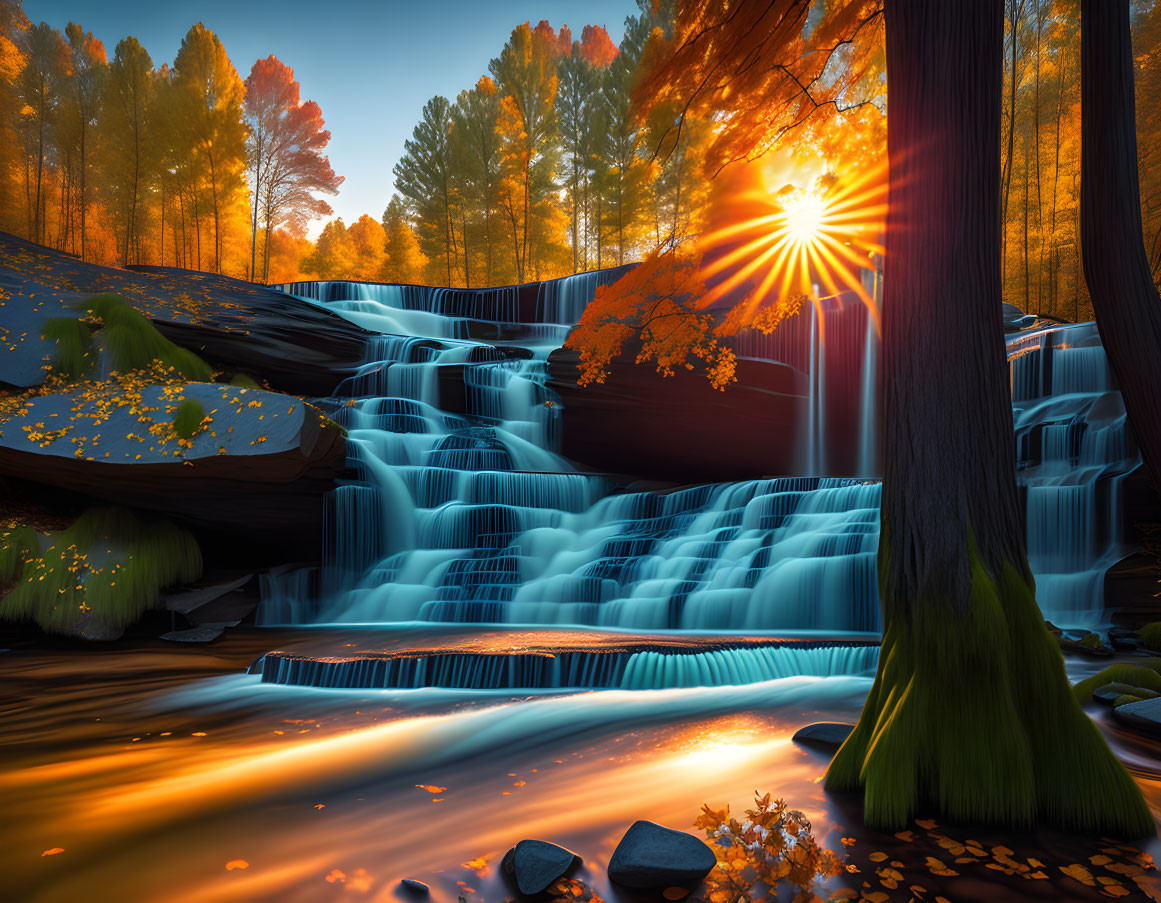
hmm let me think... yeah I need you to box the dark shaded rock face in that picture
[1113,697,1161,734]
[0,231,369,395]
[501,839,581,894]
[607,821,717,889]
[548,348,808,482]
[792,722,855,749]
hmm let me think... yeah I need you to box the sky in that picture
[23,0,637,237]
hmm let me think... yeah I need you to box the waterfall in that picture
[263,272,1137,632]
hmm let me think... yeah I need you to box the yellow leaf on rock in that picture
[225,860,248,871]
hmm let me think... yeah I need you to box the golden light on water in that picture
[695,157,887,332]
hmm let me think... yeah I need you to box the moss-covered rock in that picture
[1137,622,1161,652]
[172,397,206,439]
[1072,662,1161,703]
[1093,682,1160,705]
[0,507,201,639]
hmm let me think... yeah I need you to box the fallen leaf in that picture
[225,860,248,871]
[41,848,64,857]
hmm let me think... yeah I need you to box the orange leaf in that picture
[41,848,64,857]
[225,860,249,871]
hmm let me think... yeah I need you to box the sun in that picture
[693,159,887,332]
[782,193,827,246]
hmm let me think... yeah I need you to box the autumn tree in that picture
[1079,0,1161,498]
[491,22,560,282]
[100,36,154,264]
[171,23,248,274]
[347,212,386,281]
[381,195,428,283]
[303,216,356,279]
[244,55,341,283]
[558,39,603,272]
[0,0,27,233]
[576,0,1149,835]
[62,22,105,259]
[16,22,66,244]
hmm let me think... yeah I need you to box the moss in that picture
[320,414,348,437]
[229,373,261,390]
[74,294,213,382]
[0,507,201,635]
[41,317,95,379]
[0,524,40,582]
[1138,622,1161,652]
[172,397,206,439]
[1076,632,1105,649]
[1113,695,1145,708]
[1072,663,1161,703]
[827,531,1153,838]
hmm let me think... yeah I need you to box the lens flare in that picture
[696,159,887,332]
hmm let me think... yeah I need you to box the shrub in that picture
[41,317,95,380]
[0,507,201,635]
[229,372,262,389]
[172,397,206,439]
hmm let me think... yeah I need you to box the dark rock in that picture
[1094,682,1160,705]
[792,722,855,749]
[1108,627,1142,651]
[1113,697,1161,735]
[501,839,581,895]
[160,625,224,643]
[162,575,252,615]
[607,821,716,889]
[399,879,430,895]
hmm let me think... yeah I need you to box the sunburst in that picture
[696,160,887,332]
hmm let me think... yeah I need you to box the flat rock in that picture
[1113,697,1161,734]
[162,575,252,614]
[792,722,855,749]
[501,839,580,894]
[1094,682,1159,705]
[160,626,225,643]
[607,821,716,889]
[398,879,429,895]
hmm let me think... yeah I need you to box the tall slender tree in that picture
[101,36,153,264]
[394,95,457,285]
[1079,0,1161,496]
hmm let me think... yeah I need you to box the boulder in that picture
[792,722,855,749]
[0,230,369,395]
[500,839,581,894]
[1113,697,1161,735]
[607,821,716,889]
[0,381,344,553]
[398,879,430,895]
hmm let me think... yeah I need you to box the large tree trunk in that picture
[827,0,1149,836]
[1080,0,1161,496]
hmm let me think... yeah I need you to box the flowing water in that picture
[264,274,1139,639]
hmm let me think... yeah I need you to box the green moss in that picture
[827,531,1153,838]
[1073,663,1161,703]
[320,414,347,437]
[172,397,206,439]
[1076,632,1105,649]
[41,317,95,379]
[0,507,201,635]
[74,294,213,382]
[1138,622,1161,652]
[0,524,40,582]
[229,373,261,390]
[1113,695,1145,708]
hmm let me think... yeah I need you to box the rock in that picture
[1108,627,1142,651]
[160,625,224,643]
[792,722,855,749]
[399,879,429,895]
[1094,683,1160,705]
[0,381,344,554]
[501,839,581,895]
[0,230,370,395]
[607,821,716,889]
[1058,630,1115,657]
[1113,697,1161,735]
[162,575,252,614]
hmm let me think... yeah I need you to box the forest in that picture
[0,0,1159,318]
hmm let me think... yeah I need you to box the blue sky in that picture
[23,1,636,236]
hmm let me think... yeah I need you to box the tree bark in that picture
[1080,0,1161,496]
[827,0,1150,836]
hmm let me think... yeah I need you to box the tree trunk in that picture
[1081,0,1161,496]
[827,0,1149,837]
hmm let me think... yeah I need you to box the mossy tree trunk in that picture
[826,0,1152,837]
[1080,0,1161,496]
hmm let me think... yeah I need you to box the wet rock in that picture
[792,722,855,749]
[1094,682,1160,705]
[399,879,429,895]
[1058,630,1115,657]
[159,625,224,643]
[1113,697,1161,735]
[607,821,716,889]
[501,839,581,895]
[1108,627,1143,651]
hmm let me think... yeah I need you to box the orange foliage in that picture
[579,24,618,68]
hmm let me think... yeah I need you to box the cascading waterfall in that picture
[261,271,1137,638]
